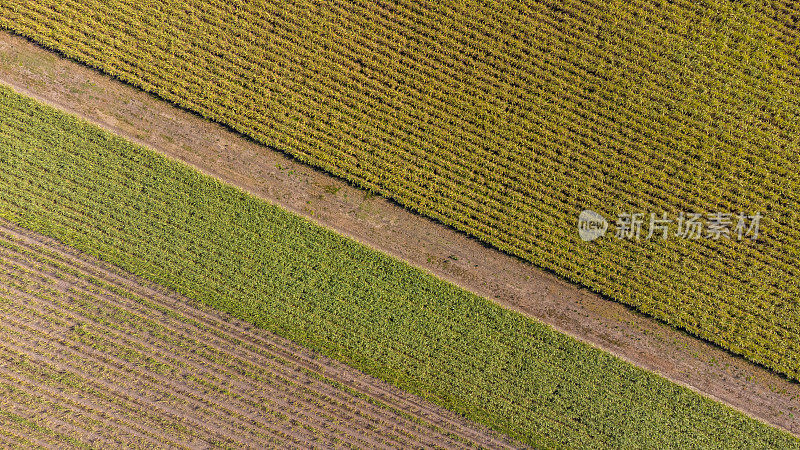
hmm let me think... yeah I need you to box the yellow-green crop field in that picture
[1,0,797,380]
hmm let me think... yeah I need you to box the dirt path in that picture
[0,218,521,448]
[0,29,798,436]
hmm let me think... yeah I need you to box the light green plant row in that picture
[0,85,795,447]
[1,0,799,379]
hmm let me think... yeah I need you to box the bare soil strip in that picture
[0,30,798,436]
[0,219,520,448]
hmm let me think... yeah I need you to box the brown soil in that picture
[0,218,521,448]
[0,29,798,437]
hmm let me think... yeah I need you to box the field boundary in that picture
[0,30,798,436]
[0,217,520,448]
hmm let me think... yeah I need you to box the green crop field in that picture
[0,85,796,447]
[0,218,509,448]
[1,0,798,380]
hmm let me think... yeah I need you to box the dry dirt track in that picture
[0,218,520,449]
